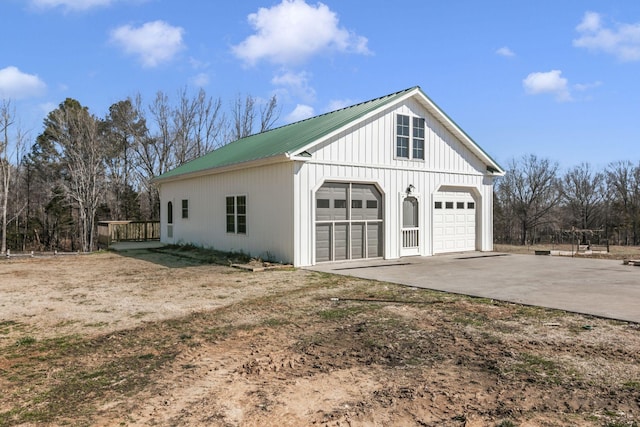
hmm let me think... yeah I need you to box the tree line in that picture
[495,154,640,246]
[0,89,279,253]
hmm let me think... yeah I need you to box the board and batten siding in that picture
[293,98,495,266]
[160,162,295,264]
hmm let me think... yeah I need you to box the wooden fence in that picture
[97,221,160,247]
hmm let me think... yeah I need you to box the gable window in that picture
[226,195,247,234]
[181,199,189,219]
[413,117,425,160]
[396,114,410,158]
[396,114,426,160]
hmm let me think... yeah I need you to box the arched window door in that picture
[401,196,419,255]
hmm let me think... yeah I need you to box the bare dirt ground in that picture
[1,247,639,426]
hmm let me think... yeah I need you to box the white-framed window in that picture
[181,199,189,219]
[226,195,247,234]
[396,114,426,160]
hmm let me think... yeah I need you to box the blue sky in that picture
[2,0,640,171]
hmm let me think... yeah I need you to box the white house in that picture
[154,86,505,267]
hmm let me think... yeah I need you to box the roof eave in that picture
[152,153,292,184]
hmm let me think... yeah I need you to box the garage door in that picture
[315,182,383,263]
[433,191,476,254]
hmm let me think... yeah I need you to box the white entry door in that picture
[400,196,420,256]
[433,191,476,254]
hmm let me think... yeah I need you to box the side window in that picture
[226,195,247,234]
[181,199,189,219]
[167,201,173,224]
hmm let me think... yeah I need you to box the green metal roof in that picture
[154,87,417,181]
[154,85,504,182]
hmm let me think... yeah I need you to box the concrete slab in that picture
[307,252,640,323]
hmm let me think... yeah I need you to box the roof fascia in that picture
[412,88,505,175]
[152,153,291,184]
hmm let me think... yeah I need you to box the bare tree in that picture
[0,100,15,254]
[259,94,280,133]
[561,162,605,230]
[606,160,640,245]
[193,88,225,154]
[495,154,561,245]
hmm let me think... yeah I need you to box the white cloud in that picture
[190,73,209,87]
[326,99,354,112]
[523,70,572,102]
[271,70,316,103]
[496,46,515,57]
[232,0,371,66]
[285,104,315,123]
[574,81,602,91]
[574,11,640,62]
[30,0,114,11]
[110,20,185,67]
[0,66,46,99]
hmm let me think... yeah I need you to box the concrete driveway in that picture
[308,253,640,323]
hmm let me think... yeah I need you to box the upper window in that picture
[226,195,247,234]
[412,117,425,160]
[181,199,189,219]
[396,114,426,160]
[396,114,410,158]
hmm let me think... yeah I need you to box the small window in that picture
[366,200,378,209]
[351,199,363,209]
[396,114,410,158]
[226,197,235,233]
[317,199,330,209]
[334,199,347,209]
[181,199,189,219]
[167,201,173,224]
[237,196,246,234]
[467,202,475,209]
[434,201,442,209]
[457,202,465,209]
[412,117,425,160]
[226,195,247,234]
[445,202,454,209]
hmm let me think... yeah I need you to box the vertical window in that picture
[396,114,426,160]
[226,196,247,234]
[167,201,173,224]
[237,196,246,234]
[181,199,189,219]
[412,117,425,160]
[226,197,235,233]
[396,114,410,158]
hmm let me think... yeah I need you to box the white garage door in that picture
[433,191,476,254]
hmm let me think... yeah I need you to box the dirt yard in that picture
[1,247,639,426]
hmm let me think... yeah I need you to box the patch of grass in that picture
[262,317,290,328]
[0,320,23,335]
[317,304,374,320]
[623,380,640,390]
[506,352,563,384]
[15,336,36,346]
[496,420,517,427]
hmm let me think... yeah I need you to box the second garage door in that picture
[433,191,476,254]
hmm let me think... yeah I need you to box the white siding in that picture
[293,98,494,266]
[309,99,488,174]
[159,162,295,264]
